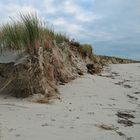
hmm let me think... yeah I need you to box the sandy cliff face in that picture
[0,41,138,101]
[0,41,93,101]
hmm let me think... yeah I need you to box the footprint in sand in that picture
[87,112,94,115]
[127,94,138,100]
[134,92,140,94]
[41,123,49,127]
[9,128,16,132]
[15,134,21,137]
[124,84,132,88]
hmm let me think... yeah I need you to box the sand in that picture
[0,63,140,140]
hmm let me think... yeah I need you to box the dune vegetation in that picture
[0,13,137,100]
[0,13,95,100]
[0,13,70,54]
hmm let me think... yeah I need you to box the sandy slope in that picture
[0,64,140,140]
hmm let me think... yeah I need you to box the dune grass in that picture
[81,44,93,54]
[0,13,94,58]
[0,14,44,54]
[0,13,70,55]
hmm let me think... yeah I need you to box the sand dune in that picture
[0,63,140,140]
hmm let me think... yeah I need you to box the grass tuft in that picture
[81,44,93,55]
[0,13,70,55]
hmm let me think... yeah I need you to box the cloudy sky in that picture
[0,0,140,60]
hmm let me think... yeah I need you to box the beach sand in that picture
[0,63,140,140]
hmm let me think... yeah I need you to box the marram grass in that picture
[0,13,69,54]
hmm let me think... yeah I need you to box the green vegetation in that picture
[0,13,94,59]
[54,33,69,44]
[79,44,94,60]
[0,13,70,55]
[0,14,44,54]
[81,44,93,55]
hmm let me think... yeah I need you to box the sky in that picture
[0,0,140,60]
